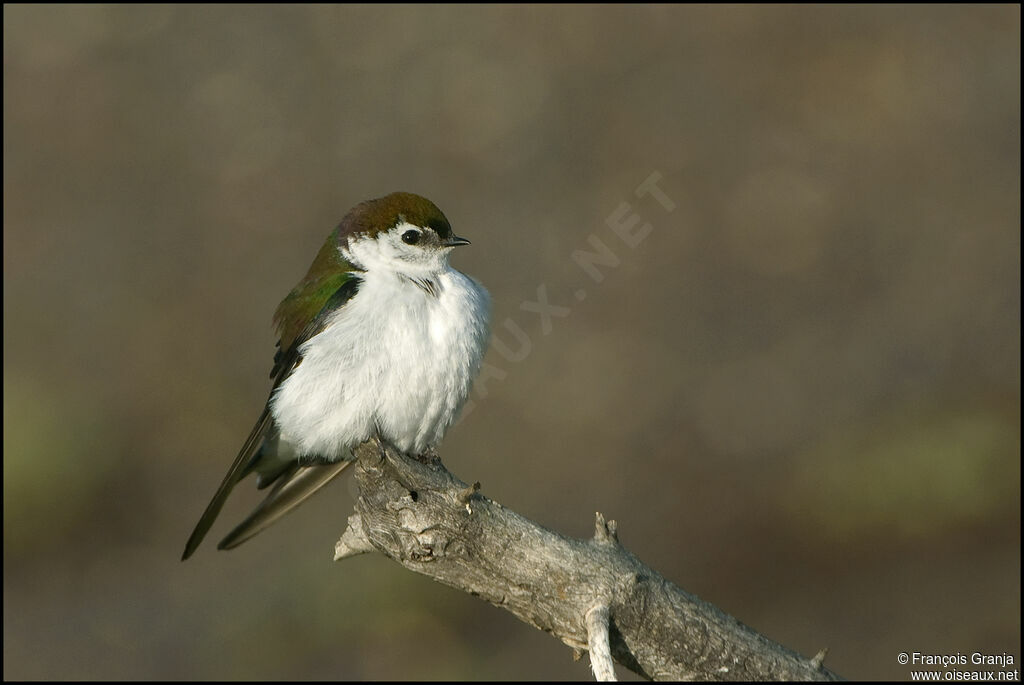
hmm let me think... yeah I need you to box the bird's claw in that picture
[413,448,442,465]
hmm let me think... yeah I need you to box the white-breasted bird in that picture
[182,192,490,559]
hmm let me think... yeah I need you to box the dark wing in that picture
[181,277,362,560]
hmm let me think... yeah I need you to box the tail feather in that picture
[181,407,274,560]
[217,460,355,551]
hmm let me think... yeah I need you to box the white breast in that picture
[269,266,490,459]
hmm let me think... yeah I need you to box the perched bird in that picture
[182,192,490,559]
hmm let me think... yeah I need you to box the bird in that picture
[182,192,490,560]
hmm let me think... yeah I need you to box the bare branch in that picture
[333,512,374,560]
[593,511,619,545]
[338,439,843,681]
[586,604,617,681]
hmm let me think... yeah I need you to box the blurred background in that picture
[3,4,1019,680]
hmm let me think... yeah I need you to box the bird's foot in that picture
[413,448,442,465]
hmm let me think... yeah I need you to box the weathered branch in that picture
[586,604,617,681]
[335,439,842,681]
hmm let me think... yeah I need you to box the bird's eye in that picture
[401,230,421,245]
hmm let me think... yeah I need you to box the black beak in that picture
[444,236,471,247]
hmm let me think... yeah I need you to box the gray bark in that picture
[335,439,842,681]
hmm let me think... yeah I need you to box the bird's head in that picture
[338,192,470,276]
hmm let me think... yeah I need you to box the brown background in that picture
[4,5,1020,680]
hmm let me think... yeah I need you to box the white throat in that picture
[342,222,453,279]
